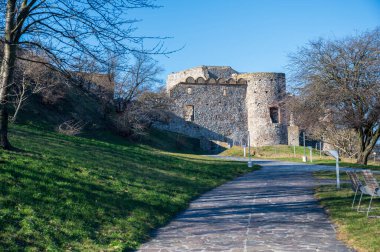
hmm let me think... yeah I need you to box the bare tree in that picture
[113,90,170,137]
[287,95,360,158]
[114,52,163,111]
[0,0,167,149]
[288,28,380,164]
[10,56,65,121]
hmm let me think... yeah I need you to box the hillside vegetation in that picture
[14,83,109,130]
[0,124,257,251]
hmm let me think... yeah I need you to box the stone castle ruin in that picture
[154,66,299,150]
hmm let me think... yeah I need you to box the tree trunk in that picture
[0,44,16,149]
[0,105,10,149]
[0,0,17,149]
[356,127,380,165]
[356,149,371,165]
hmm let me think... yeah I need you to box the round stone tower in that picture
[239,72,287,146]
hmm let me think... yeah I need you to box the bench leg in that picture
[366,196,378,218]
[357,192,364,212]
[352,187,359,209]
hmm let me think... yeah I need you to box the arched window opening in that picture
[223,88,227,96]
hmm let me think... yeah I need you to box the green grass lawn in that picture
[0,124,258,251]
[222,146,380,171]
[314,172,380,252]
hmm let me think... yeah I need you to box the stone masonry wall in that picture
[166,66,238,92]
[288,126,300,146]
[241,73,288,146]
[157,66,291,149]
[155,82,248,146]
[167,66,207,92]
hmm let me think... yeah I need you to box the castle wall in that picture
[288,126,300,146]
[166,67,208,92]
[242,73,288,146]
[155,83,248,145]
[166,66,239,92]
[158,66,291,149]
[287,113,300,146]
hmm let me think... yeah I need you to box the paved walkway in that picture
[138,159,352,252]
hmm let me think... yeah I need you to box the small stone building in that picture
[154,66,299,150]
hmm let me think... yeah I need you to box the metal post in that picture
[328,150,340,189]
[310,147,313,163]
[320,142,322,159]
[303,132,306,156]
[336,155,340,189]
[274,146,277,157]
[302,132,307,162]
[248,131,252,167]
[243,146,246,158]
[248,131,250,161]
[293,145,296,158]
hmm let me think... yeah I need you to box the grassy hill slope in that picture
[15,83,109,130]
[0,124,257,251]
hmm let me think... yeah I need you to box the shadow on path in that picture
[138,158,352,252]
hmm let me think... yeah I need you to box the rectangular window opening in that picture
[184,105,194,122]
[270,107,279,123]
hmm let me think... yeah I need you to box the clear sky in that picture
[129,0,380,81]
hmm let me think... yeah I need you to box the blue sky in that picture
[129,0,380,81]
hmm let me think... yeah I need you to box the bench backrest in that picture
[346,171,362,191]
[362,170,379,192]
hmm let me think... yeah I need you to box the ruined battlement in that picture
[179,76,248,85]
[166,65,239,91]
[168,70,285,91]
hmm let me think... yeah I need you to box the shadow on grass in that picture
[0,124,257,251]
[315,184,380,251]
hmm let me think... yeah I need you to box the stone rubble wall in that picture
[242,73,288,146]
[158,66,297,149]
[166,66,239,92]
[155,82,248,148]
[288,125,300,146]
[166,66,208,92]
[206,66,238,79]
